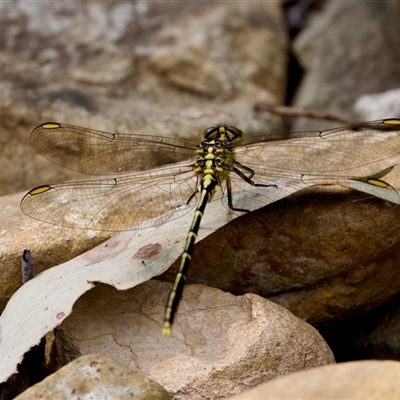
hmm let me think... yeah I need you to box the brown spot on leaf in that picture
[133,243,162,259]
[56,312,65,319]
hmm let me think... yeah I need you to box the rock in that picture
[4,184,400,326]
[55,281,334,399]
[14,354,170,400]
[0,192,111,311]
[227,360,400,400]
[291,1,400,131]
[160,188,400,326]
[3,6,400,391]
[355,88,400,121]
[350,294,400,360]
[317,298,400,363]
[149,3,287,102]
[0,1,287,196]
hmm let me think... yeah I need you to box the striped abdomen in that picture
[162,175,218,336]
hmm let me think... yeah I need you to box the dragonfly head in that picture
[202,125,245,145]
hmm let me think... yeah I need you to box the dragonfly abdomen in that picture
[162,175,218,336]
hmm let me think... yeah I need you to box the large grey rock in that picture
[292,1,400,131]
[355,89,400,121]
[149,3,287,102]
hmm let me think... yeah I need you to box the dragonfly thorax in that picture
[194,143,236,179]
[193,125,244,177]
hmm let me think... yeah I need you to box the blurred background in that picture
[1,0,399,196]
[1,0,400,369]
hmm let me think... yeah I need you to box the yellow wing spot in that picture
[383,119,400,125]
[29,185,51,195]
[367,179,389,188]
[41,123,61,129]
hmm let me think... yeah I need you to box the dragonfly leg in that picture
[226,166,277,212]
[232,166,277,189]
[234,160,255,179]
[186,189,198,205]
[226,177,251,213]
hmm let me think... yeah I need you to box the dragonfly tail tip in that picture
[162,323,172,337]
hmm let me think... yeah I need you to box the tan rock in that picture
[56,281,334,399]
[228,360,400,400]
[0,1,286,196]
[0,192,111,311]
[160,187,400,326]
[149,3,287,102]
[15,354,170,400]
[3,183,400,326]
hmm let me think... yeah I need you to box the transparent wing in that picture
[226,119,400,211]
[21,164,199,231]
[29,122,198,175]
[239,119,400,176]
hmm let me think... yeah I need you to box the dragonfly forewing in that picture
[29,122,198,175]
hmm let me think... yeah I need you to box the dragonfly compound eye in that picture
[226,126,243,137]
[204,126,220,138]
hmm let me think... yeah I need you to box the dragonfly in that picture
[21,118,400,336]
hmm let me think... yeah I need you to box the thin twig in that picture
[254,104,357,125]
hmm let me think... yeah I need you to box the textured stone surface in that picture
[292,1,400,131]
[0,192,111,311]
[0,1,287,196]
[160,188,400,325]
[15,354,170,400]
[149,3,287,102]
[57,281,334,399]
[3,184,400,326]
[228,360,400,400]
